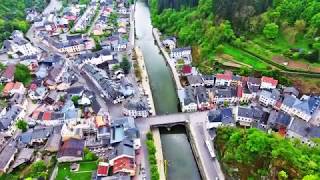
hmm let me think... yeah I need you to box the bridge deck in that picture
[148,113,189,127]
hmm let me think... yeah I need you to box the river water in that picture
[134,0,178,115]
[134,1,201,180]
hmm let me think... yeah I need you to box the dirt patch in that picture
[289,76,320,94]
[272,55,313,71]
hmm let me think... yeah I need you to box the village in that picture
[158,33,320,146]
[0,0,319,179]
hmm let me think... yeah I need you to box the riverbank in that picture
[134,47,156,116]
[151,128,166,180]
[152,28,183,91]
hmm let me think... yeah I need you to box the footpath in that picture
[135,47,156,116]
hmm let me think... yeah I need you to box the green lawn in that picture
[223,44,269,70]
[56,161,98,180]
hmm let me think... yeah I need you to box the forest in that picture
[150,0,320,78]
[215,127,320,180]
[0,0,49,45]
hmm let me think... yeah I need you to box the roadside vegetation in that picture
[215,127,320,180]
[146,132,160,180]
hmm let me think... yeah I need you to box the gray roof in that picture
[268,110,291,127]
[109,138,134,160]
[248,77,261,85]
[283,87,299,97]
[12,148,34,169]
[293,96,320,115]
[187,75,204,85]
[0,144,17,171]
[172,46,191,53]
[237,107,253,118]
[195,86,208,103]
[208,108,234,124]
[282,94,300,107]
[184,86,196,105]
[215,87,236,98]
[0,106,22,130]
[123,99,148,111]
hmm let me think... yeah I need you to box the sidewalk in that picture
[135,47,156,116]
[152,128,166,180]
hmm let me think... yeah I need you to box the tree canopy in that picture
[14,64,32,85]
[16,119,28,132]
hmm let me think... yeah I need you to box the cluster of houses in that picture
[162,36,320,146]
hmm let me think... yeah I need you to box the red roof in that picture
[97,163,109,176]
[1,64,15,79]
[2,82,14,95]
[216,73,232,81]
[113,157,135,174]
[261,76,278,86]
[237,85,243,98]
[182,65,192,74]
[42,111,52,120]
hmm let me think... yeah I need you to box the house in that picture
[195,86,210,110]
[212,87,237,104]
[29,86,48,100]
[78,49,113,66]
[45,133,61,152]
[0,106,24,135]
[162,37,176,50]
[19,127,53,145]
[215,72,232,87]
[260,76,278,89]
[12,148,34,169]
[292,96,320,122]
[202,75,215,86]
[170,47,191,59]
[0,64,15,82]
[97,162,109,177]
[179,87,197,112]
[109,139,135,164]
[187,75,204,87]
[0,144,17,173]
[67,86,85,97]
[283,87,299,97]
[268,110,292,132]
[123,99,149,118]
[57,138,85,162]
[235,107,254,127]
[2,82,25,96]
[3,30,39,58]
[280,94,300,114]
[247,77,261,96]
[206,108,235,129]
[112,156,135,176]
[259,89,280,107]
[61,123,83,141]
[287,118,320,146]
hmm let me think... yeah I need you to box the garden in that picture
[56,160,98,180]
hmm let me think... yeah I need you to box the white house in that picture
[291,96,320,122]
[259,89,280,107]
[170,47,191,59]
[162,37,176,50]
[235,107,254,127]
[78,49,113,66]
[123,100,149,118]
[215,73,232,86]
[280,94,300,115]
[179,87,197,112]
[260,76,278,89]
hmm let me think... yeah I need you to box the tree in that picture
[278,170,288,180]
[311,13,320,28]
[263,23,279,39]
[120,57,131,74]
[71,95,80,105]
[30,160,47,178]
[16,119,28,132]
[14,64,32,85]
[294,19,306,32]
[215,44,224,54]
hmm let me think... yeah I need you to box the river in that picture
[134,0,178,115]
[134,1,202,180]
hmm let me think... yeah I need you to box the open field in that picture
[56,161,98,180]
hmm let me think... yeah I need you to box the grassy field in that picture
[222,44,269,70]
[56,161,98,180]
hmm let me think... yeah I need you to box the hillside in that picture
[0,0,48,44]
[150,0,320,92]
[215,127,320,180]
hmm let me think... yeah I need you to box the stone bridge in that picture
[148,113,190,128]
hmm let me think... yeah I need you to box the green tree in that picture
[71,95,80,105]
[215,44,224,54]
[278,170,288,180]
[311,13,320,28]
[263,23,279,39]
[120,57,131,74]
[29,160,47,178]
[294,19,306,32]
[14,64,32,85]
[16,119,28,132]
